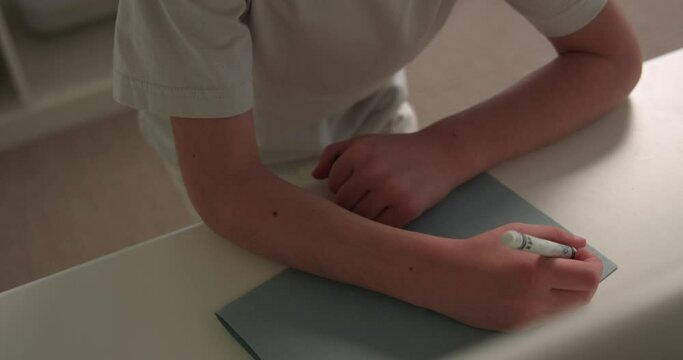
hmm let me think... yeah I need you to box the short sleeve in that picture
[506,0,608,37]
[113,0,253,118]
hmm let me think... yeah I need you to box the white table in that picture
[1,49,682,360]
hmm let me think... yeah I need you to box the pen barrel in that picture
[501,231,576,259]
[518,233,576,259]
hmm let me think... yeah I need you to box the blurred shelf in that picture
[0,2,124,151]
[5,7,114,105]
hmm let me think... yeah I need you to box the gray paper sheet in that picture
[217,173,617,359]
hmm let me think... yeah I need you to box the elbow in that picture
[182,165,275,249]
[610,37,643,101]
[186,178,251,233]
[184,182,227,233]
[188,181,254,250]
[188,193,220,230]
[618,52,642,98]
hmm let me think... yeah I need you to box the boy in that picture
[113,0,641,330]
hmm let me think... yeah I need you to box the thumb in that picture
[312,139,354,179]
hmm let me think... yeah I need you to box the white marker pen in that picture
[501,230,576,259]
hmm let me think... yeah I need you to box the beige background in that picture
[1,0,682,292]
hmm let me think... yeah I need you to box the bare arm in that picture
[171,111,601,330]
[421,0,642,182]
[171,111,435,296]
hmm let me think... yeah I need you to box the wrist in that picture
[416,117,490,187]
[384,232,468,310]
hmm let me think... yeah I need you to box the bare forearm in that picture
[170,112,450,304]
[195,167,446,303]
[421,52,641,183]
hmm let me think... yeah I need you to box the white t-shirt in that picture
[113,0,607,165]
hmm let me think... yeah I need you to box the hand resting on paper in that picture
[312,131,468,228]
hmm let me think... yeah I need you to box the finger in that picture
[312,139,354,179]
[352,192,388,220]
[538,257,602,291]
[574,247,600,261]
[374,206,416,228]
[335,178,369,210]
[515,224,587,249]
[573,248,604,276]
[327,155,355,194]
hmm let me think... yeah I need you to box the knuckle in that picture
[402,199,423,219]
